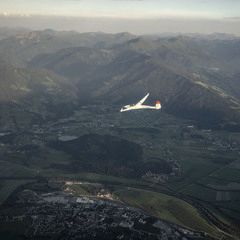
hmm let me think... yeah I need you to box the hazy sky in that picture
[1,0,240,18]
[0,0,240,35]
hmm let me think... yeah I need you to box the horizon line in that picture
[1,13,240,21]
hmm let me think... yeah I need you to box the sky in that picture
[0,0,240,35]
[1,0,240,18]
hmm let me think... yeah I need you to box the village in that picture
[1,190,208,240]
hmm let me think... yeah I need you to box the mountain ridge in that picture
[1,30,240,129]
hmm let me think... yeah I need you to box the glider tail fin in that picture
[155,100,161,109]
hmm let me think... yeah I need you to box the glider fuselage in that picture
[120,104,159,112]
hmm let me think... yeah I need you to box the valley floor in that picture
[0,105,240,239]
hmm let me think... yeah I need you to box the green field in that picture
[43,171,149,187]
[210,167,240,183]
[67,184,90,195]
[0,180,33,204]
[0,161,36,178]
[114,187,222,238]
[181,184,217,201]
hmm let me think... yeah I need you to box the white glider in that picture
[120,93,161,112]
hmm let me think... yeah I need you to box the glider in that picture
[120,93,161,112]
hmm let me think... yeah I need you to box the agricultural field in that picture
[180,184,217,201]
[210,167,240,183]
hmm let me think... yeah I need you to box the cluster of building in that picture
[142,171,169,183]
[1,190,207,240]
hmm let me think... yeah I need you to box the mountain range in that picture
[0,29,240,129]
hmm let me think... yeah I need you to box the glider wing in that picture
[136,93,149,106]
